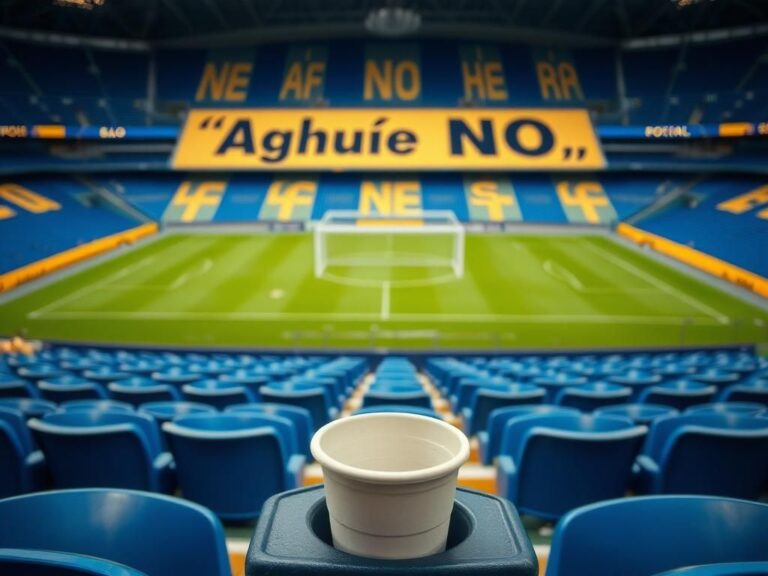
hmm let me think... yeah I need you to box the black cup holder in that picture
[246,486,538,575]
[307,497,475,552]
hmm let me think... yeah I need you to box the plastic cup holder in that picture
[307,497,475,553]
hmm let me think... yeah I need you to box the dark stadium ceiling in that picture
[0,0,767,47]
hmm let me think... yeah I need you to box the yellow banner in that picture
[172,108,604,171]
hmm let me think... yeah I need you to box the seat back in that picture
[546,496,768,576]
[686,402,765,416]
[181,381,253,410]
[225,403,313,457]
[59,400,134,414]
[362,390,433,410]
[484,405,578,464]
[654,562,768,576]
[507,414,646,520]
[640,381,717,410]
[0,419,27,498]
[259,387,331,430]
[28,412,162,490]
[655,415,768,499]
[556,383,632,412]
[0,407,34,454]
[164,415,287,520]
[595,403,678,425]
[0,398,57,418]
[468,386,546,436]
[0,548,148,576]
[0,489,230,576]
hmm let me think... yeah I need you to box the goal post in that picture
[313,210,465,279]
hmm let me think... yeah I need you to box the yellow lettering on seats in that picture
[717,185,768,219]
[264,180,316,221]
[170,181,225,222]
[0,184,61,213]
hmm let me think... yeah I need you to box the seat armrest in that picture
[477,431,490,465]
[461,408,473,435]
[286,454,306,489]
[496,455,518,501]
[633,454,660,494]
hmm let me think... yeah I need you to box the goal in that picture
[313,210,465,279]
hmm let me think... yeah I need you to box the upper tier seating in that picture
[0,176,142,275]
[631,177,768,279]
[2,38,764,126]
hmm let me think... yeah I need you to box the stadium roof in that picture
[0,0,767,47]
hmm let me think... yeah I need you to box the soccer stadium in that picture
[0,0,767,574]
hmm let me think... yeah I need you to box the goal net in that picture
[313,210,465,279]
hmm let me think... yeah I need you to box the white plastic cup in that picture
[310,413,470,560]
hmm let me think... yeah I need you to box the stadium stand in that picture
[0,2,766,574]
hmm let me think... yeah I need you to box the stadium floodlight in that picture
[313,210,464,280]
[365,7,421,37]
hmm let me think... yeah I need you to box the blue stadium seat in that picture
[545,496,768,576]
[181,379,256,410]
[719,379,768,404]
[497,414,646,520]
[0,375,37,399]
[609,370,664,401]
[654,563,768,576]
[163,413,303,520]
[38,377,107,403]
[362,390,433,410]
[531,374,589,403]
[108,377,181,407]
[150,368,200,385]
[218,371,268,400]
[353,405,441,419]
[58,400,134,413]
[690,369,742,389]
[0,398,57,419]
[259,386,337,430]
[226,403,313,457]
[686,402,765,416]
[139,400,217,450]
[639,380,717,411]
[594,403,678,424]
[139,400,217,422]
[478,405,579,465]
[17,364,66,382]
[0,407,45,498]
[462,385,546,436]
[634,413,768,499]
[0,549,148,576]
[28,411,173,492]
[0,489,231,576]
[81,368,132,384]
[555,382,633,412]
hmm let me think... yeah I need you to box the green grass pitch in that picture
[1,232,766,350]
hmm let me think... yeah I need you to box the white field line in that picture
[543,259,585,291]
[31,310,720,325]
[381,280,391,320]
[170,258,214,290]
[28,257,156,319]
[583,240,729,324]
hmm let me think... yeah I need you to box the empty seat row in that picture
[0,399,318,519]
[460,377,767,437]
[484,405,768,520]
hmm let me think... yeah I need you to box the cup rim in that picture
[311,412,470,484]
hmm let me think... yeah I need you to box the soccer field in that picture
[1,232,766,350]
